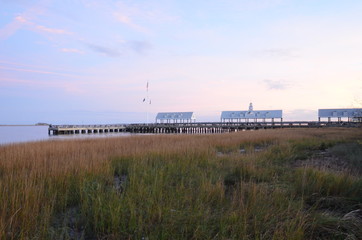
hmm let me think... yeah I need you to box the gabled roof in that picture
[221,110,282,119]
[318,108,362,118]
[156,112,195,120]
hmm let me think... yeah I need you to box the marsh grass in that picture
[0,128,361,239]
[329,142,362,173]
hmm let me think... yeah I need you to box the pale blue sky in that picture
[1,0,361,124]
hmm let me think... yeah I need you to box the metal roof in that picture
[318,108,362,118]
[221,110,282,119]
[156,112,195,120]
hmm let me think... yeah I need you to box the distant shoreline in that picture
[0,124,39,126]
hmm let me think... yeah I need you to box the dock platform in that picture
[48,124,126,135]
[48,121,361,135]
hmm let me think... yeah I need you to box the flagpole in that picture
[146,82,149,125]
[147,82,149,125]
[143,82,151,125]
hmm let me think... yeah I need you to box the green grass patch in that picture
[293,168,362,199]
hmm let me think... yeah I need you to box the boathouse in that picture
[155,112,196,123]
[221,103,283,123]
[318,108,362,122]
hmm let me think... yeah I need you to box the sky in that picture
[1,0,361,124]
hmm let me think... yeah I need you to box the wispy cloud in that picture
[35,24,70,35]
[111,1,178,33]
[0,65,78,78]
[86,43,121,57]
[0,16,26,40]
[0,0,72,41]
[85,40,151,57]
[61,48,84,54]
[112,1,155,34]
[17,15,71,35]
[0,13,71,41]
[127,40,152,54]
[14,16,27,23]
[263,79,291,90]
[113,12,148,33]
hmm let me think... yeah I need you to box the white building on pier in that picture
[221,103,283,123]
[318,108,362,122]
[156,112,196,123]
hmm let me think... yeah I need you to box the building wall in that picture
[318,109,362,118]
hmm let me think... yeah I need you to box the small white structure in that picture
[156,112,196,123]
[221,103,283,122]
[318,108,362,122]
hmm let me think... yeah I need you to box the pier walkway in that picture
[48,124,126,135]
[48,121,361,135]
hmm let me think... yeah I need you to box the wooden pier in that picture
[48,121,361,135]
[48,124,126,135]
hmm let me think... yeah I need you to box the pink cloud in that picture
[0,12,71,42]
[14,16,28,23]
[35,25,70,35]
[113,12,149,33]
[0,17,25,41]
[0,1,48,41]
[114,13,132,25]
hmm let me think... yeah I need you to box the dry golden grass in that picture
[0,128,361,239]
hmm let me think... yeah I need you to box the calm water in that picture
[0,125,132,145]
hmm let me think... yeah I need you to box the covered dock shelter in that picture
[318,108,362,122]
[221,103,283,123]
[156,112,196,123]
[221,110,283,123]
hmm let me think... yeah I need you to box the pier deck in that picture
[48,121,361,135]
[48,124,126,135]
